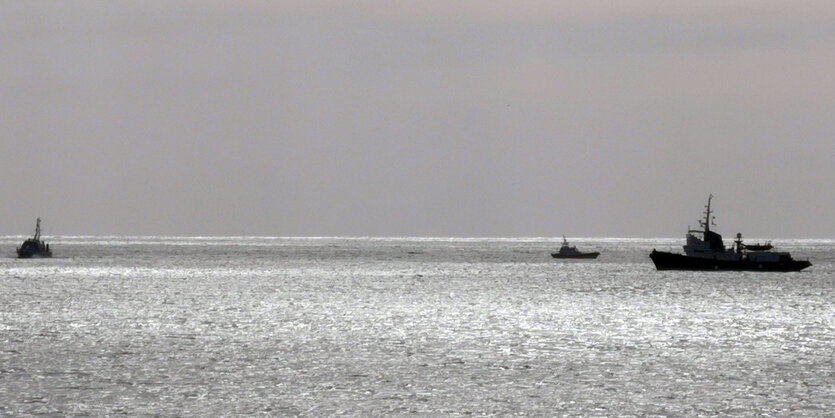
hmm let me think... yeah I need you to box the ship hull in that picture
[650,250,811,272]
[552,252,599,259]
[16,248,52,259]
[16,251,52,259]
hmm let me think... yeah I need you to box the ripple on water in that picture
[0,237,832,415]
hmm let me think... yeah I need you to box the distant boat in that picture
[16,218,52,259]
[649,195,810,272]
[551,236,599,259]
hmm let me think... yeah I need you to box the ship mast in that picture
[700,194,713,234]
[34,217,41,241]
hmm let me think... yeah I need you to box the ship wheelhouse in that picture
[684,229,727,255]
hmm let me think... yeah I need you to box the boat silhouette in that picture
[16,218,52,259]
[551,236,599,259]
[650,195,810,272]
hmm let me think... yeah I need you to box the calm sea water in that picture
[1,236,832,416]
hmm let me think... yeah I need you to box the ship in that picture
[16,218,52,259]
[551,236,600,259]
[649,195,811,272]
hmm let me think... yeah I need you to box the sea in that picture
[0,236,832,416]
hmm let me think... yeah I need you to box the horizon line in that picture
[2,235,833,241]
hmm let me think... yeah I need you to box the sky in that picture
[2,1,834,237]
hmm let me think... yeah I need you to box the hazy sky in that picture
[2,1,834,237]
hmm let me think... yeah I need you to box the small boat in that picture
[551,236,599,259]
[16,218,52,259]
[743,241,773,251]
[649,195,810,272]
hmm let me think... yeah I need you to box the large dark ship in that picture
[16,218,52,259]
[552,236,600,259]
[650,195,810,272]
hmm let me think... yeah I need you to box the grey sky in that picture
[2,1,834,237]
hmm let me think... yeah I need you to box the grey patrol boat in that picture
[551,236,600,259]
